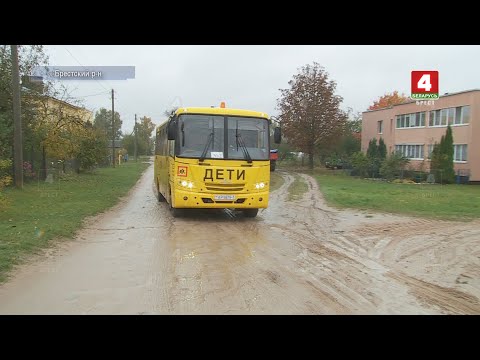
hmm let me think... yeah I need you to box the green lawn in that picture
[0,159,150,282]
[270,172,285,192]
[287,174,309,201]
[315,173,480,220]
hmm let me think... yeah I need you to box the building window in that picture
[454,144,468,162]
[396,112,425,128]
[429,106,470,126]
[377,120,383,134]
[440,109,448,125]
[395,144,424,160]
[429,109,446,126]
[427,144,435,159]
[454,106,470,125]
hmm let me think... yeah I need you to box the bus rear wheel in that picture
[243,209,258,218]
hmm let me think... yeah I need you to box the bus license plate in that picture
[214,195,236,201]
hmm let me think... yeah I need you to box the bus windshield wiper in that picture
[181,122,185,146]
[199,132,214,162]
[236,121,252,163]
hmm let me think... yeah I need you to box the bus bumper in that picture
[173,189,269,209]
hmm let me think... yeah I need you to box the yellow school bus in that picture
[154,103,281,217]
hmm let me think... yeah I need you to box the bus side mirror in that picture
[167,119,177,140]
[274,127,281,144]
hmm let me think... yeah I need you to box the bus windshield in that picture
[177,114,269,160]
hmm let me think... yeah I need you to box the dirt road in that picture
[0,163,479,314]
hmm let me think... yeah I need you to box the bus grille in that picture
[204,183,245,192]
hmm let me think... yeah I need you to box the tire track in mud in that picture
[265,171,480,314]
[265,172,390,313]
[389,272,480,314]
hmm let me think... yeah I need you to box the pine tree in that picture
[442,125,455,183]
[366,138,379,177]
[430,142,442,183]
[430,125,455,184]
[367,138,378,159]
[378,137,387,161]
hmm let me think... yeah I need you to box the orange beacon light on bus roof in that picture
[220,101,226,108]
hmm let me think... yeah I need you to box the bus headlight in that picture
[179,180,194,189]
[255,182,265,189]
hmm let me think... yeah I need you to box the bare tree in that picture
[277,62,347,169]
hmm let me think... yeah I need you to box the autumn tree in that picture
[136,116,156,155]
[346,109,362,133]
[93,108,123,139]
[277,62,347,169]
[368,91,408,110]
[0,45,49,164]
[76,125,108,171]
[339,109,362,158]
[31,87,99,175]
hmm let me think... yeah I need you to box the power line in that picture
[75,90,111,98]
[62,46,110,92]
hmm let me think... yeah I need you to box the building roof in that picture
[21,87,92,114]
[362,89,480,114]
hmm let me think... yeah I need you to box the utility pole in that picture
[111,89,115,168]
[134,114,138,162]
[11,45,23,188]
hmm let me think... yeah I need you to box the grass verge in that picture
[315,173,480,220]
[0,160,150,282]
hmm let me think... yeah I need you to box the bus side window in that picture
[162,130,168,155]
[155,131,160,155]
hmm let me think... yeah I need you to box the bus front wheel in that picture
[170,207,182,218]
[169,189,181,217]
[243,209,258,218]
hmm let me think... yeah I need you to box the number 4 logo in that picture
[417,74,432,91]
[411,71,439,100]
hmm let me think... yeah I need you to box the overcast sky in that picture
[44,45,480,133]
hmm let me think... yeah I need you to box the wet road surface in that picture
[0,164,479,314]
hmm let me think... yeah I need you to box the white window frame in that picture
[395,144,425,160]
[377,120,383,134]
[395,112,426,129]
[452,105,470,126]
[453,144,468,163]
[429,106,471,127]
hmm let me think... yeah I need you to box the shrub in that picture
[23,161,36,180]
[380,153,410,181]
[0,159,13,209]
[350,152,370,177]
